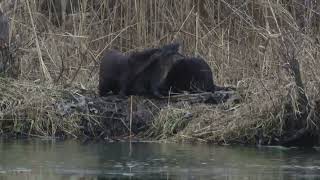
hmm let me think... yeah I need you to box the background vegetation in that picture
[0,0,319,144]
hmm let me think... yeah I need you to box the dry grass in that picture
[0,0,320,143]
[0,77,93,138]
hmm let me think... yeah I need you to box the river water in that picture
[0,139,319,180]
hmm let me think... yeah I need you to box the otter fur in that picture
[98,48,160,96]
[98,43,181,97]
[128,43,184,97]
[162,57,233,94]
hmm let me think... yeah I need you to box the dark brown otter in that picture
[98,47,160,96]
[98,49,127,96]
[99,43,183,97]
[162,57,234,95]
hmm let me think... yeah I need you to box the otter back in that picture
[99,48,163,96]
[163,57,216,94]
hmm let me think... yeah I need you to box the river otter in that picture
[98,43,181,97]
[98,47,160,96]
[162,57,233,94]
[128,43,184,97]
[99,49,127,96]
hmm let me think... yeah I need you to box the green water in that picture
[0,139,319,180]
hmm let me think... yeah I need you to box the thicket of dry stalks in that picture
[0,0,319,144]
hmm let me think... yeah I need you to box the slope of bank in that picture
[0,78,318,147]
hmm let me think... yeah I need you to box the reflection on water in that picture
[0,139,319,180]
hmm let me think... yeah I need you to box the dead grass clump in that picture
[147,105,193,140]
[150,78,289,144]
[0,77,84,137]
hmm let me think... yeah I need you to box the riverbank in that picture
[0,77,238,141]
[0,77,318,146]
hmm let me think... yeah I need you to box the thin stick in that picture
[195,12,199,56]
[129,95,133,139]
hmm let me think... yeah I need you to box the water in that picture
[0,139,319,180]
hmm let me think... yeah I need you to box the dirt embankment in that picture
[0,76,238,141]
[0,76,319,147]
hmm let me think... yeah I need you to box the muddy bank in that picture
[0,77,239,140]
[0,77,318,147]
[40,89,239,140]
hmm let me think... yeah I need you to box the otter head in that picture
[149,43,185,66]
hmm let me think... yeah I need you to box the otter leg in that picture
[99,78,113,96]
[150,66,174,98]
[119,84,129,96]
[150,74,166,98]
[118,76,130,96]
[99,87,108,96]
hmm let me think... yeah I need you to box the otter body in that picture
[99,44,180,97]
[98,50,129,96]
[162,57,216,94]
[163,57,235,94]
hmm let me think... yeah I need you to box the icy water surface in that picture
[0,139,319,180]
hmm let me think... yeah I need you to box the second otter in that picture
[162,57,234,94]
